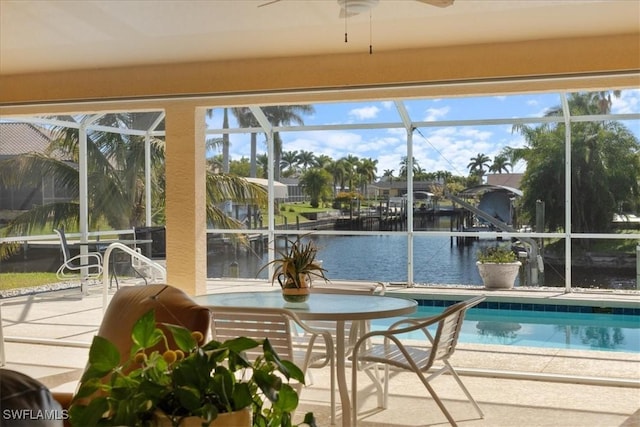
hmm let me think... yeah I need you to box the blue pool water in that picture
[370,305,640,353]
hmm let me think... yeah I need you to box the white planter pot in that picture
[476,261,521,289]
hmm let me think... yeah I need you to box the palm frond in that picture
[1,202,79,237]
[206,173,268,206]
[0,153,79,192]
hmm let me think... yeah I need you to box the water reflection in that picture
[562,325,627,351]
[476,321,522,344]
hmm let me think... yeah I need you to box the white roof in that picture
[244,177,288,199]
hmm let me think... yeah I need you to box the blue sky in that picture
[208,89,640,179]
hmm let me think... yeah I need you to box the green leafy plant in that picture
[476,245,518,263]
[259,235,328,289]
[68,309,316,427]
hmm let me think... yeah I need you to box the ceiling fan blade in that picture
[339,8,361,19]
[416,0,455,8]
[258,0,282,8]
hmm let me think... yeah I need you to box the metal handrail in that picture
[101,243,166,311]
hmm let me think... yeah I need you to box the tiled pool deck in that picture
[1,280,638,426]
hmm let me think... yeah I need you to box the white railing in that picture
[101,242,166,311]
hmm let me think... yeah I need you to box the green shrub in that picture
[477,245,518,263]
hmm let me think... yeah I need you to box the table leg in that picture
[335,320,351,427]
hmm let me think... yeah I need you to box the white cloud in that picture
[348,106,380,120]
[423,106,450,122]
[613,89,640,114]
[224,90,638,179]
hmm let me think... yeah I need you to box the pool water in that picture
[370,306,640,353]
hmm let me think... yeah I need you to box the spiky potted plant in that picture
[260,235,328,302]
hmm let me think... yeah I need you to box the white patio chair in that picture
[307,281,386,358]
[351,295,486,427]
[209,306,336,425]
[53,228,103,281]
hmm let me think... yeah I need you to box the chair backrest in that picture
[428,295,485,365]
[53,228,71,262]
[310,281,386,295]
[308,282,385,352]
[97,284,211,368]
[210,307,295,363]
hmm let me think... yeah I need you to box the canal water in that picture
[1,234,634,289]
[209,235,637,289]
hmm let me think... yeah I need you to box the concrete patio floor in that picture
[1,281,638,427]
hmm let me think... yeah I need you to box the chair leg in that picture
[352,360,359,426]
[362,363,386,408]
[423,381,459,427]
[383,364,389,408]
[446,362,484,418]
[328,352,335,425]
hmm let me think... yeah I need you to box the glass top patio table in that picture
[193,291,417,427]
[193,291,417,321]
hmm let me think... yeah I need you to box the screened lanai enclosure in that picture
[1,89,639,291]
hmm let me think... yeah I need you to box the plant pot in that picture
[476,261,521,289]
[153,408,252,427]
[282,286,310,303]
[280,273,311,302]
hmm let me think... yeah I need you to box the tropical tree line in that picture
[220,149,492,209]
[0,113,267,259]
[1,92,637,257]
[503,92,639,234]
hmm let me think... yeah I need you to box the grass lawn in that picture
[0,272,61,291]
[277,202,336,224]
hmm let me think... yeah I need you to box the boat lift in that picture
[445,186,542,286]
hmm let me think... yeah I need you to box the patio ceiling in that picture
[1,0,639,76]
[1,0,638,296]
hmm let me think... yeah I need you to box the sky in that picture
[207,89,640,180]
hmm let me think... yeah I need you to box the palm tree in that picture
[413,165,428,181]
[342,154,360,191]
[299,168,332,208]
[0,114,267,258]
[434,170,452,184]
[206,109,231,173]
[280,150,299,177]
[315,154,333,169]
[467,153,491,181]
[206,154,223,173]
[544,90,622,116]
[592,90,621,114]
[221,109,230,173]
[324,159,346,197]
[399,156,420,179]
[509,91,639,233]
[296,150,317,171]
[356,157,378,195]
[256,153,269,178]
[382,169,394,184]
[262,105,315,181]
[231,107,260,177]
[488,154,512,173]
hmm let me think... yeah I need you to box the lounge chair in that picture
[53,228,103,281]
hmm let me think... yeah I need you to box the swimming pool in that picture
[370,304,640,353]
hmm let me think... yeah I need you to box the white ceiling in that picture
[2,0,639,76]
